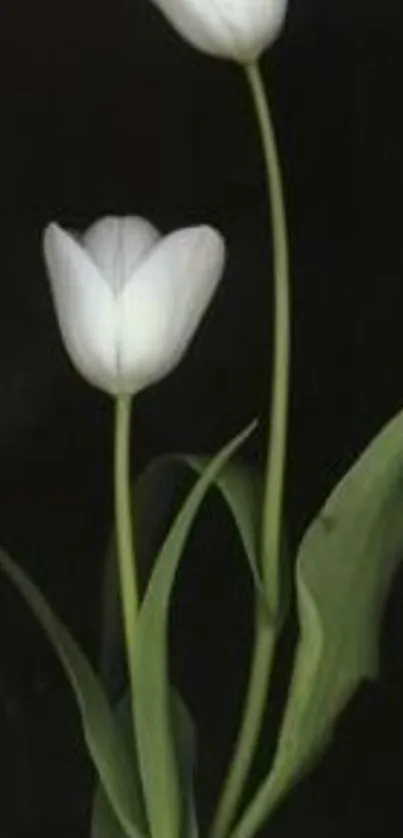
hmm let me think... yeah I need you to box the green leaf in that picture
[91,783,128,838]
[173,691,198,838]
[232,408,403,838]
[185,456,265,605]
[99,447,266,704]
[0,548,146,838]
[184,456,290,628]
[91,689,198,838]
[97,439,264,838]
[90,691,139,838]
[133,422,256,838]
[135,454,265,600]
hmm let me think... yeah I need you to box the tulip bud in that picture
[150,0,288,62]
[43,216,225,396]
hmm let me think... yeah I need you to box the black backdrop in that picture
[1,0,403,835]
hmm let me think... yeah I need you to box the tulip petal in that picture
[118,226,226,394]
[43,223,119,393]
[83,216,161,292]
[150,0,288,61]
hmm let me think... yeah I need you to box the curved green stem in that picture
[209,59,290,838]
[209,606,275,838]
[114,394,138,719]
[246,61,290,618]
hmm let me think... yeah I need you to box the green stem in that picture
[209,606,275,838]
[246,60,290,617]
[114,394,139,720]
[209,59,290,838]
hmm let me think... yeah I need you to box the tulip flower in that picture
[149,0,288,62]
[43,216,225,396]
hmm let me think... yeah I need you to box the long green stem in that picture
[209,60,290,838]
[209,606,275,838]
[247,61,290,618]
[114,394,139,718]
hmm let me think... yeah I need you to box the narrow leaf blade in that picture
[133,423,256,838]
[0,548,145,838]
[185,456,265,604]
[91,689,198,838]
[100,448,266,702]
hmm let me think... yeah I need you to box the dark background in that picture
[1,0,403,835]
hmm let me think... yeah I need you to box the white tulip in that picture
[150,0,288,62]
[43,216,225,396]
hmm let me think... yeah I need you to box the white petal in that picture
[117,225,226,394]
[82,216,161,293]
[43,223,119,393]
[150,0,288,61]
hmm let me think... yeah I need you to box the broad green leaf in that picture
[90,689,198,838]
[133,423,256,838]
[232,408,403,838]
[0,548,146,838]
